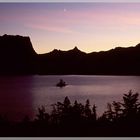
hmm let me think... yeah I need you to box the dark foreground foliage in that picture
[1,90,140,137]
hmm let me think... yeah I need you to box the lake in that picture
[0,75,140,121]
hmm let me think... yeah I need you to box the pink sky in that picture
[1,3,140,54]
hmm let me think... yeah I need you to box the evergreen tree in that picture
[121,90,140,118]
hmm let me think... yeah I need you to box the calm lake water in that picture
[0,75,140,121]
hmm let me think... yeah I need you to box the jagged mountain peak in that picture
[135,43,140,48]
[52,49,59,53]
[48,49,64,56]
[73,46,79,50]
[48,46,86,56]
[68,46,86,55]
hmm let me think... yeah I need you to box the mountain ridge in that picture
[0,34,140,75]
[0,34,38,74]
[41,44,140,55]
[38,41,140,75]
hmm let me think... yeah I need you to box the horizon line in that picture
[1,34,137,55]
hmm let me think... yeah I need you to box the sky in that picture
[1,3,140,54]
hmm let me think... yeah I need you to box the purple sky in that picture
[1,3,140,54]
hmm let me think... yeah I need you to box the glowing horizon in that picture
[1,3,140,54]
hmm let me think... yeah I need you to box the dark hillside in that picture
[0,34,37,74]
[0,34,140,75]
[39,44,140,75]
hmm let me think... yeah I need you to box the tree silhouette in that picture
[72,100,84,123]
[102,103,114,122]
[84,99,92,119]
[1,91,140,136]
[92,104,97,121]
[35,105,50,125]
[112,101,122,119]
[121,90,140,118]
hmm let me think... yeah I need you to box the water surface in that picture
[0,75,140,121]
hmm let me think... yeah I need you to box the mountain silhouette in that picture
[0,34,140,75]
[38,44,140,75]
[0,34,37,75]
[38,46,87,74]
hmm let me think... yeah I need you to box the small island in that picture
[56,79,67,88]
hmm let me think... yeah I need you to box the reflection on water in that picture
[0,75,140,121]
[0,76,34,121]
